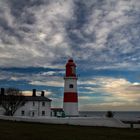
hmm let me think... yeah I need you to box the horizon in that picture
[0,0,140,111]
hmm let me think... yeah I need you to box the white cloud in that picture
[78,76,140,108]
[72,0,140,70]
[0,69,64,89]
[0,1,16,28]
[28,73,64,87]
[30,80,63,87]
[83,0,134,49]
[94,62,140,70]
[22,90,53,96]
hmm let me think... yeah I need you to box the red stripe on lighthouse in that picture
[64,92,78,102]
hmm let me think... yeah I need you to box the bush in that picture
[105,111,114,118]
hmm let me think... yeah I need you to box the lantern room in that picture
[65,58,76,77]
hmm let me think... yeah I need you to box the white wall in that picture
[0,106,5,115]
[0,115,131,128]
[14,101,51,117]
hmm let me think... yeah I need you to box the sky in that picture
[0,0,140,111]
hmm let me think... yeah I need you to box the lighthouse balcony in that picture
[64,76,78,80]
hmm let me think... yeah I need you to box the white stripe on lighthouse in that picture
[63,102,78,116]
[64,78,77,92]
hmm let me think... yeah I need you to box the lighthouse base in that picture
[63,102,79,117]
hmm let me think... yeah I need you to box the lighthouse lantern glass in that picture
[71,66,75,74]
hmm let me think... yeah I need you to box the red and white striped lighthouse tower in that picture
[63,58,79,116]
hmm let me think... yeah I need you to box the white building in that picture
[0,89,52,117]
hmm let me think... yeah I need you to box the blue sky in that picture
[0,0,140,111]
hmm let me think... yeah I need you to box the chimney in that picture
[41,91,45,97]
[32,89,36,96]
[1,88,5,96]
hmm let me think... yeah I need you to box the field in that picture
[0,119,140,140]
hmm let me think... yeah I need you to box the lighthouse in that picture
[63,58,79,116]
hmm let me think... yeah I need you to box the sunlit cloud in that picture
[78,76,140,110]
[30,80,63,87]
[22,90,53,97]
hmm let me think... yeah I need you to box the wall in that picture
[10,101,51,117]
[0,106,5,115]
[0,115,132,128]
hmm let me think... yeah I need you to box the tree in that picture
[0,88,25,116]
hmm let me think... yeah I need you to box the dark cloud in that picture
[8,0,44,16]
[0,0,140,71]
[106,23,140,64]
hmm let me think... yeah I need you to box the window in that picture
[32,112,34,117]
[69,84,74,88]
[42,102,45,106]
[33,101,35,106]
[21,110,25,116]
[42,111,45,116]
[71,66,75,74]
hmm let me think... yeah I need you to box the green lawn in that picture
[0,119,140,140]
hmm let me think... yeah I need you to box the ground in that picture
[0,120,140,140]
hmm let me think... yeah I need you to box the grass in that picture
[0,119,140,140]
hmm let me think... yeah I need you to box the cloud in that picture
[22,90,53,96]
[0,0,74,67]
[0,0,139,70]
[82,0,135,48]
[78,76,140,110]
[93,62,140,70]
[0,67,64,88]
[71,0,140,70]
[40,70,65,76]
[30,80,63,87]
[96,77,140,100]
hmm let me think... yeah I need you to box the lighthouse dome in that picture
[66,58,76,67]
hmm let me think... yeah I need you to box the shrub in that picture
[105,111,114,118]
